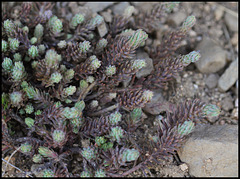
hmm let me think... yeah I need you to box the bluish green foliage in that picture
[81,146,96,161]
[28,45,39,59]
[25,117,35,128]
[20,142,32,153]
[1,2,221,177]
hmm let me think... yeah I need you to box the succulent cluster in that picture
[2,2,220,177]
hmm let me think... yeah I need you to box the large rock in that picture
[224,12,238,32]
[221,95,234,111]
[84,2,116,13]
[100,10,113,23]
[97,21,108,37]
[69,4,92,17]
[218,58,238,91]
[143,89,175,115]
[178,124,238,177]
[131,2,159,12]
[195,38,227,73]
[135,52,154,78]
[167,11,187,27]
[111,2,130,15]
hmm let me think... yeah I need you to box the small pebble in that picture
[231,108,238,119]
[214,7,224,21]
[205,73,219,89]
[231,33,238,46]
[235,98,238,107]
[179,163,188,172]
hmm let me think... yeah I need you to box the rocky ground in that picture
[2,2,238,177]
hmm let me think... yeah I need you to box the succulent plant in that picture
[38,146,58,159]
[181,15,196,32]
[63,85,76,96]
[38,44,46,55]
[57,40,67,48]
[81,146,96,161]
[34,24,44,40]
[2,40,8,52]
[30,37,37,44]
[74,100,85,111]
[2,57,13,72]
[202,104,221,117]
[48,15,63,35]
[80,170,92,177]
[25,117,35,128]
[88,14,104,28]
[131,59,146,70]
[33,154,43,163]
[109,126,124,143]
[3,19,15,35]
[9,38,20,51]
[49,72,62,84]
[20,142,32,153]
[120,148,140,163]
[79,41,91,53]
[42,169,55,177]
[52,129,66,145]
[177,120,195,137]
[13,53,22,62]
[96,38,108,51]
[105,65,117,76]
[1,2,221,177]
[28,45,39,59]
[89,55,101,70]
[86,76,95,83]
[25,103,34,114]
[70,13,85,29]
[95,169,106,177]
[127,29,148,49]
[79,80,88,90]
[109,111,122,125]
[10,91,23,107]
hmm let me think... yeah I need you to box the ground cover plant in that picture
[2,2,221,177]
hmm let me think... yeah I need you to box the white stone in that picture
[195,38,227,73]
[84,2,116,13]
[224,12,238,32]
[218,58,238,91]
[179,124,238,177]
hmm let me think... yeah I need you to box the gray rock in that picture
[231,108,238,119]
[221,95,234,111]
[224,12,238,32]
[100,10,113,23]
[112,2,130,15]
[135,52,154,78]
[69,4,92,17]
[195,38,227,73]
[97,21,108,37]
[214,8,224,21]
[236,80,238,95]
[84,2,116,13]
[178,124,238,177]
[122,77,131,88]
[143,89,175,115]
[218,58,238,91]
[235,98,238,107]
[205,73,219,89]
[167,11,187,27]
[131,2,159,12]
[183,78,197,98]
